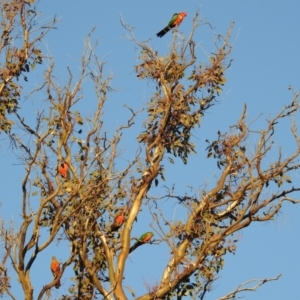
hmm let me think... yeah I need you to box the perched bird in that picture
[50,256,60,289]
[58,162,70,179]
[129,232,154,253]
[110,214,125,231]
[50,256,61,289]
[156,12,187,38]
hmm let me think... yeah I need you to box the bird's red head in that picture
[180,12,187,17]
[115,215,125,225]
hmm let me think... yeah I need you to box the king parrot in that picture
[110,214,125,231]
[129,232,154,253]
[59,162,70,179]
[156,12,187,38]
[50,256,61,289]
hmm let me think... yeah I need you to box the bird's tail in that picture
[110,224,120,232]
[55,278,61,289]
[156,26,171,38]
[129,242,141,253]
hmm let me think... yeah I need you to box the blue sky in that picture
[1,0,300,299]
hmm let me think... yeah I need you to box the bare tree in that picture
[0,2,299,300]
[217,274,282,300]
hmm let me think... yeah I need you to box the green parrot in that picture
[129,232,154,253]
[156,12,187,38]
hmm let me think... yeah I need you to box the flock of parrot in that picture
[57,12,187,178]
[50,232,154,288]
[53,11,186,289]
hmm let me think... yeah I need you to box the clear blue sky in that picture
[1,1,300,299]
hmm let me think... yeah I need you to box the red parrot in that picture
[59,162,70,179]
[50,256,61,289]
[156,12,187,38]
[110,214,125,231]
[129,232,154,253]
